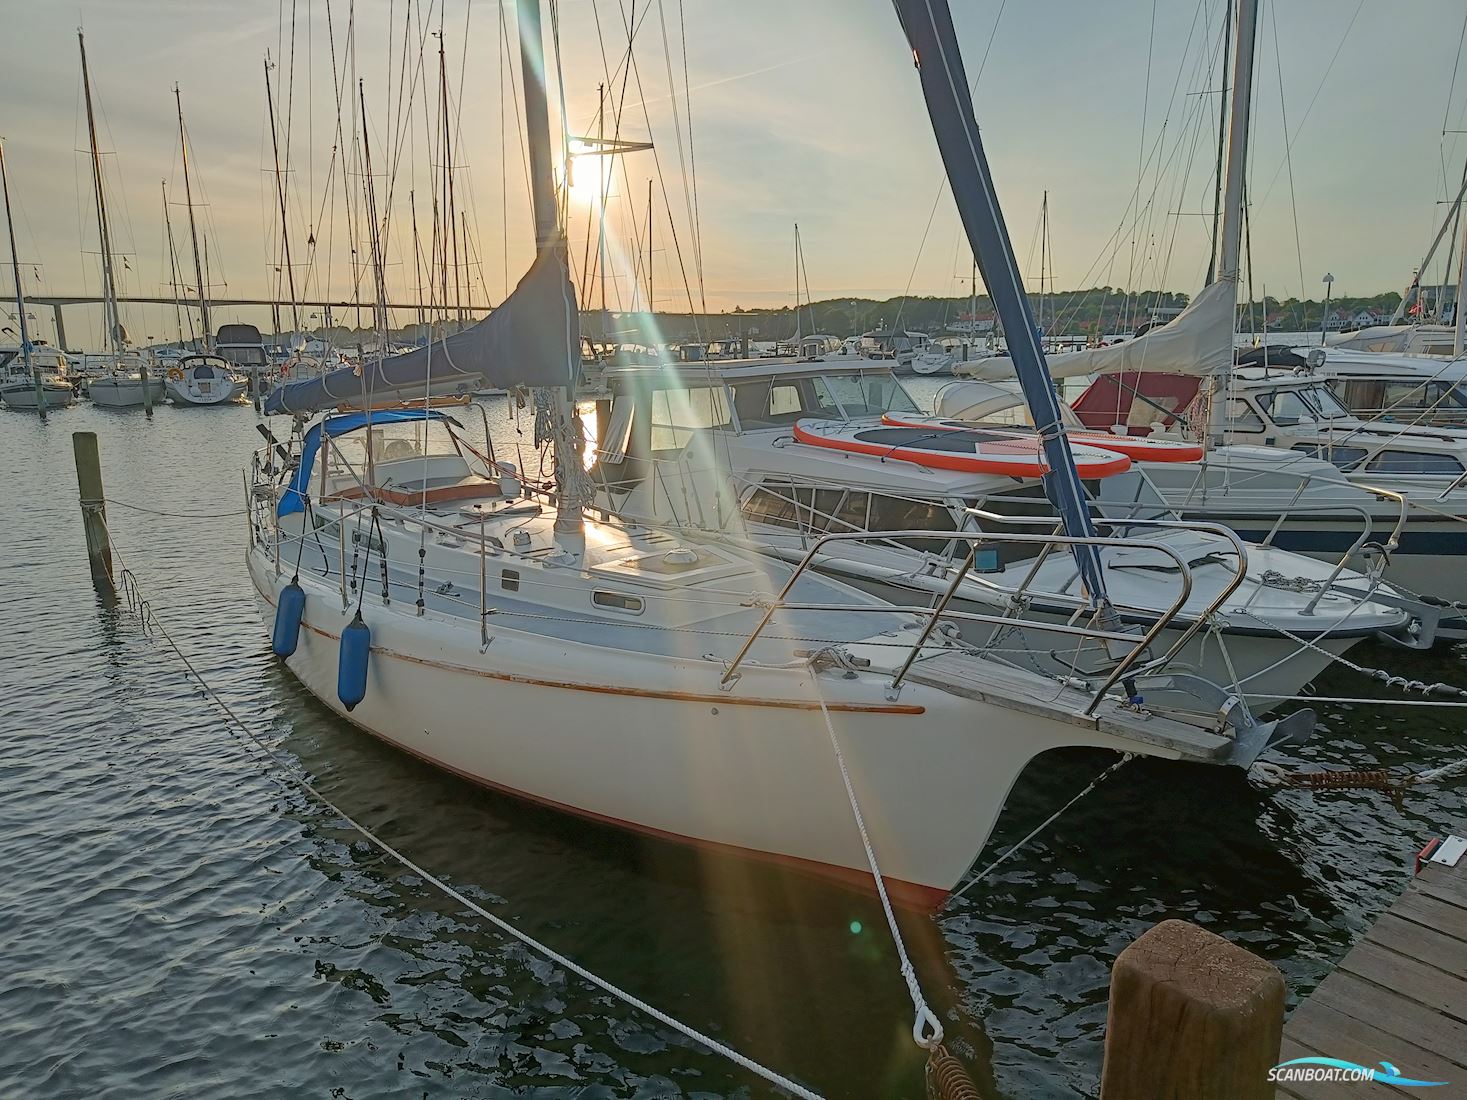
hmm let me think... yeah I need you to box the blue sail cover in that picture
[264,249,581,416]
[892,0,1107,603]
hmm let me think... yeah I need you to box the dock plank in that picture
[1309,971,1467,1070]
[1391,890,1467,946]
[1337,938,1467,1022]
[1366,912,1467,978]
[1415,866,1467,909]
[1281,834,1467,1097]
[1283,999,1459,1095]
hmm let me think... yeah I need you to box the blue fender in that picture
[272,580,306,657]
[338,612,371,712]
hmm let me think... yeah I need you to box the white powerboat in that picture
[166,353,246,405]
[0,345,76,409]
[591,359,1422,715]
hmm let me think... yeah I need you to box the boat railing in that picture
[1170,458,1407,590]
[587,457,1222,628]
[720,528,1204,715]
[960,506,1254,661]
[251,455,1208,711]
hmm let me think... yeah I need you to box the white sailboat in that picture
[936,0,1467,636]
[248,0,1320,904]
[0,346,77,409]
[164,86,245,407]
[76,31,160,411]
[1,142,74,412]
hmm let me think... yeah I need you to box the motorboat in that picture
[0,345,77,409]
[936,371,1467,635]
[590,360,1423,715]
[165,353,246,405]
[1315,348,1467,429]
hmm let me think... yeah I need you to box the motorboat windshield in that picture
[1254,382,1353,425]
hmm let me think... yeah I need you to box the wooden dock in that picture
[1276,837,1467,1096]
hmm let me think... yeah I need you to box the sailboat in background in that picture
[933,0,1467,636]
[164,85,245,406]
[76,30,162,411]
[0,142,75,412]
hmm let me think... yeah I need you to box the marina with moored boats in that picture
[5,0,1467,1096]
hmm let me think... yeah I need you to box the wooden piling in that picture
[139,359,154,414]
[72,431,114,590]
[1100,918,1284,1100]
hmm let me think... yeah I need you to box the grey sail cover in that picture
[264,249,580,415]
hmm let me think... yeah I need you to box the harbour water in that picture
[2,395,1464,1098]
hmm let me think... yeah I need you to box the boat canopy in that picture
[264,250,580,415]
[277,407,453,517]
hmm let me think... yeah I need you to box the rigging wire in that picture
[1251,0,1365,212]
[1268,0,1307,305]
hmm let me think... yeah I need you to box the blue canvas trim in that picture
[892,0,1106,602]
[276,408,451,518]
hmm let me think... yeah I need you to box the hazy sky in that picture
[2,0,1465,346]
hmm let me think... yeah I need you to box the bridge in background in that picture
[15,295,494,352]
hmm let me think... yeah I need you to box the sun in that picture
[567,142,611,206]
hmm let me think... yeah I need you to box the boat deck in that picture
[1276,830,1467,1095]
[904,650,1235,762]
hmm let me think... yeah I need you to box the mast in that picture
[410,189,424,327]
[79,31,121,355]
[646,178,653,315]
[1,142,46,417]
[357,80,390,340]
[162,179,190,347]
[174,85,212,349]
[1039,190,1048,341]
[263,56,302,338]
[970,258,977,350]
[517,0,582,533]
[1455,188,1467,355]
[1207,0,1257,443]
[891,0,1107,603]
[1215,0,1257,287]
[597,83,607,341]
[793,222,801,345]
[1205,0,1233,285]
[439,34,463,327]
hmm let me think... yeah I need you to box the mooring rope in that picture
[946,753,1135,905]
[100,529,825,1100]
[106,497,251,520]
[809,671,943,1052]
[1230,607,1467,701]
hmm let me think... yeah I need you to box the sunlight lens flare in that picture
[567,141,612,207]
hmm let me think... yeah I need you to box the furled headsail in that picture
[959,279,1238,383]
[263,249,581,415]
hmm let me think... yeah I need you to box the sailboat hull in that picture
[89,376,166,407]
[248,549,1178,904]
[1,382,76,409]
[167,377,247,405]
